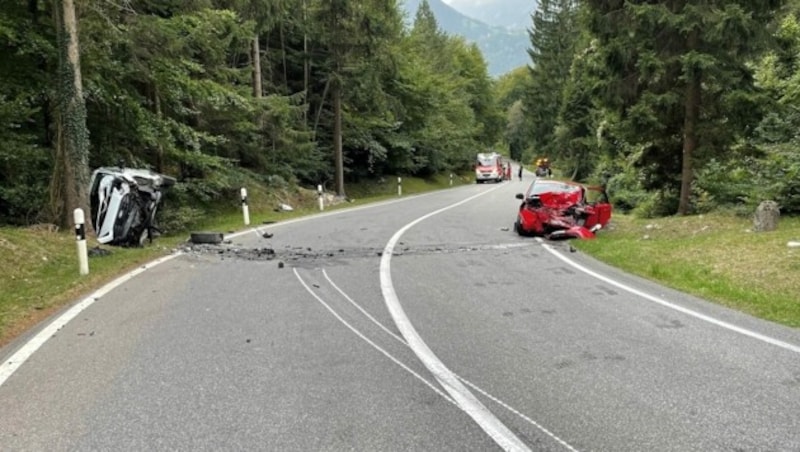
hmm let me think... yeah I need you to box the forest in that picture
[1,0,799,230]
[515,0,800,217]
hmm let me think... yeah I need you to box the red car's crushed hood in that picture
[515,182,612,240]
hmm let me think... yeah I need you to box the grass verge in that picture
[574,212,800,327]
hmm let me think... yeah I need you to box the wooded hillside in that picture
[0,0,502,227]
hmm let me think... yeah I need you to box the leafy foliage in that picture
[0,0,502,225]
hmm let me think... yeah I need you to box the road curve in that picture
[2,174,799,451]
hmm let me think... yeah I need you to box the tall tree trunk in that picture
[50,0,90,231]
[252,35,262,98]
[679,32,700,216]
[303,0,309,123]
[280,24,288,89]
[152,84,164,172]
[333,78,345,197]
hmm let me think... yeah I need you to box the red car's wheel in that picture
[514,217,525,236]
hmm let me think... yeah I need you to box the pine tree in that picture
[585,0,782,214]
[524,0,580,163]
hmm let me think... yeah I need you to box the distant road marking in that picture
[226,189,448,240]
[541,241,800,355]
[0,253,182,388]
[379,183,533,452]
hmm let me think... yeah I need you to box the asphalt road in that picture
[2,173,799,451]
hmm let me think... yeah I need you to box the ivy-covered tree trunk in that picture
[50,0,90,230]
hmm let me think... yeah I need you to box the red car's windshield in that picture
[528,181,582,196]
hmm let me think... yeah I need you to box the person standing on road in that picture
[518,165,523,181]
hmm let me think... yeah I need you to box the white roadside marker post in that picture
[397,177,402,196]
[318,184,324,211]
[450,173,454,186]
[241,187,250,226]
[73,208,89,276]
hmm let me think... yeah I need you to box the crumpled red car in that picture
[514,179,612,239]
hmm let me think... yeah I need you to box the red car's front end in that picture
[514,180,612,240]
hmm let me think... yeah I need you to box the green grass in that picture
[574,212,800,327]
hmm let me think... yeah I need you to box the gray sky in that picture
[443,0,501,6]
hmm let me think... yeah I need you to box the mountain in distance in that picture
[444,0,537,30]
[401,0,530,77]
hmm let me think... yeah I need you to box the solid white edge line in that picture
[0,252,183,387]
[379,183,533,452]
[542,243,800,355]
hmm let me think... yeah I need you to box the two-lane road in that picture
[2,174,799,451]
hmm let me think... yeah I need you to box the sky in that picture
[443,0,500,5]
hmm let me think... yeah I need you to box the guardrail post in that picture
[241,187,250,226]
[73,208,89,276]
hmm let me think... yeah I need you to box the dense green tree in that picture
[524,0,580,164]
[0,0,53,223]
[748,7,800,213]
[584,0,782,214]
[552,30,599,181]
[494,66,531,113]
[505,100,526,161]
[0,0,526,226]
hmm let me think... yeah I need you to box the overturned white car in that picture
[89,167,176,246]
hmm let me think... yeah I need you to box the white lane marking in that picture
[0,253,183,388]
[542,242,800,354]
[293,269,456,405]
[323,270,580,452]
[379,183,533,452]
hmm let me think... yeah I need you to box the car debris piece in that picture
[190,232,224,244]
[88,246,112,257]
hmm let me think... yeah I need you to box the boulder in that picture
[753,201,780,232]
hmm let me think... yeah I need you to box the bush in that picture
[631,189,679,218]
[604,167,649,213]
[753,145,800,214]
[693,158,755,212]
